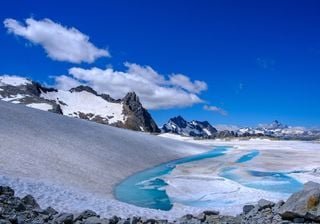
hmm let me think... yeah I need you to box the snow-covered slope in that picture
[0,100,208,195]
[0,100,212,219]
[162,116,217,137]
[0,75,32,86]
[0,75,160,133]
[41,89,126,124]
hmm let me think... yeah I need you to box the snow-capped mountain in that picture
[161,116,217,137]
[235,120,320,140]
[162,116,320,140]
[0,75,160,133]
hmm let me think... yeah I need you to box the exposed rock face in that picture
[216,130,237,138]
[122,92,160,133]
[278,181,320,222]
[0,76,160,133]
[161,116,217,137]
[0,78,62,114]
[239,200,284,224]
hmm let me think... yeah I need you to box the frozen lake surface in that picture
[115,146,229,210]
[115,145,305,212]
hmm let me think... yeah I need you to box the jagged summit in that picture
[169,116,188,128]
[0,75,159,133]
[122,91,160,133]
[162,116,217,137]
[70,85,98,95]
[268,120,288,129]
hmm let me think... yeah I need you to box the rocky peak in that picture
[100,93,120,103]
[122,92,143,113]
[162,116,217,137]
[0,78,61,114]
[122,92,139,104]
[121,91,160,133]
[70,85,98,95]
[265,120,288,130]
[0,75,160,133]
[169,116,188,128]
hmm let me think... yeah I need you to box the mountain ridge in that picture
[161,115,218,137]
[0,75,160,133]
[162,116,320,140]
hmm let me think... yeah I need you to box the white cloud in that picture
[53,63,206,109]
[4,18,109,63]
[169,74,207,93]
[53,75,82,90]
[203,105,227,116]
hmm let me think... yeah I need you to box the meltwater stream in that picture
[115,147,303,211]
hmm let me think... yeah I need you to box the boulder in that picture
[74,209,98,221]
[45,206,59,215]
[83,216,106,224]
[243,204,255,214]
[258,199,275,210]
[54,213,74,224]
[0,186,14,197]
[278,181,320,222]
[21,194,40,209]
[177,214,201,224]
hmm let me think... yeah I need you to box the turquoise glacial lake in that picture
[114,147,303,210]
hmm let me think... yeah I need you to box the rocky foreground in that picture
[1,182,320,224]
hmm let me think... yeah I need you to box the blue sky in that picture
[1,0,320,127]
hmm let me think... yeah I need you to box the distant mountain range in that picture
[1,75,319,140]
[162,115,218,137]
[161,117,320,140]
[0,75,160,133]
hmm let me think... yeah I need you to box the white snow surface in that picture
[0,94,28,102]
[27,103,53,111]
[1,102,320,219]
[159,133,320,215]
[0,101,210,220]
[41,90,126,124]
[0,75,31,86]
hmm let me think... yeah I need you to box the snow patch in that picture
[41,90,126,124]
[203,128,211,136]
[0,75,31,86]
[0,94,27,102]
[27,103,53,111]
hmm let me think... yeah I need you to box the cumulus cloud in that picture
[203,105,227,116]
[53,75,83,90]
[4,18,109,63]
[53,62,207,109]
[169,74,207,93]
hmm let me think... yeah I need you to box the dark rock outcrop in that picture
[161,116,217,137]
[0,80,62,114]
[122,92,160,133]
[3,184,320,223]
[278,181,320,222]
